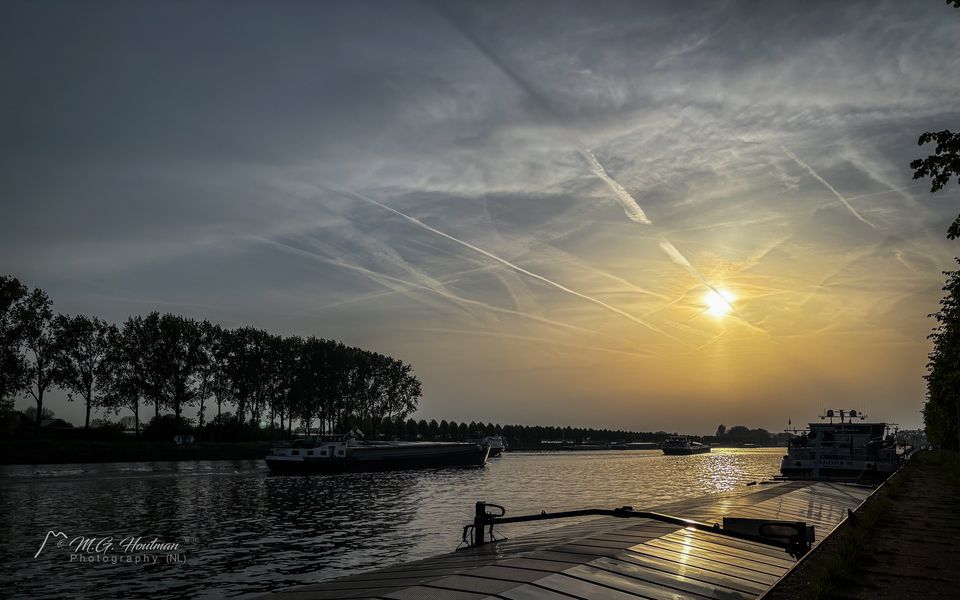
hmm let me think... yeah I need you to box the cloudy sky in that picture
[3,0,959,432]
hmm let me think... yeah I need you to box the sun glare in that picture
[704,289,735,317]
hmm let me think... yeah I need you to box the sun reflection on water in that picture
[702,452,746,492]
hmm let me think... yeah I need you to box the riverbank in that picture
[765,451,960,600]
[0,438,786,464]
[0,438,271,464]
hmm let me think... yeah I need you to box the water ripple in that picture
[2,448,782,599]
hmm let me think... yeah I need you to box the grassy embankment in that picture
[766,451,960,600]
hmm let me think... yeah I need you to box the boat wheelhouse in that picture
[780,409,899,481]
[266,430,489,474]
[661,436,711,455]
[480,435,506,457]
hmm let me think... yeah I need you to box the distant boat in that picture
[780,409,900,481]
[661,436,711,455]
[266,430,489,474]
[481,435,506,457]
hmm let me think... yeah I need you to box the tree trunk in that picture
[84,381,93,429]
[134,402,139,437]
[34,389,44,435]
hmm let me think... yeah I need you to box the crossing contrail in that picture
[256,235,609,338]
[658,239,726,298]
[336,188,683,342]
[658,238,768,335]
[782,146,876,228]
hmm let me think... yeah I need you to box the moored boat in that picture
[481,435,506,457]
[266,430,489,474]
[661,436,711,455]
[780,409,900,481]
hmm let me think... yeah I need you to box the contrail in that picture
[579,149,652,224]
[432,1,557,120]
[408,327,660,360]
[306,265,497,311]
[658,239,718,292]
[336,189,683,342]
[782,146,876,228]
[434,3,654,226]
[846,184,917,201]
[256,235,610,338]
[658,238,768,335]
[428,5,770,340]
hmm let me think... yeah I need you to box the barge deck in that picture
[258,479,875,600]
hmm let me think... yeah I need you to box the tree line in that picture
[0,276,422,438]
[912,2,960,449]
[905,2,960,452]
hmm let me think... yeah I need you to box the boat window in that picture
[808,431,817,440]
[307,450,313,456]
[291,450,299,456]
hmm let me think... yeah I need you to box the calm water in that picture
[2,449,783,599]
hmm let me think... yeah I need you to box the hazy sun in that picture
[704,289,736,317]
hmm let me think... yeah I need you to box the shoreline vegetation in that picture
[1,421,786,465]
[0,437,785,466]
[1,274,424,443]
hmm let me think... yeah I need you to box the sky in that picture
[2,0,959,433]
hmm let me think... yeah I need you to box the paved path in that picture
[836,457,960,600]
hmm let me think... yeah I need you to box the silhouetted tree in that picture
[138,313,206,432]
[54,314,115,429]
[0,276,28,414]
[101,317,147,436]
[912,130,960,237]
[271,335,302,437]
[15,288,65,434]
[925,265,960,450]
[1,274,425,439]
[912,7,960,448]
[192,320,219,429]
[208,325,235,423]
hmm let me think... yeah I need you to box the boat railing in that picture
[463,502,814,559]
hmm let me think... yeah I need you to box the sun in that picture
[704,289,736,317]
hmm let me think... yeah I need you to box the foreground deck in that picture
[260,480,874,600]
